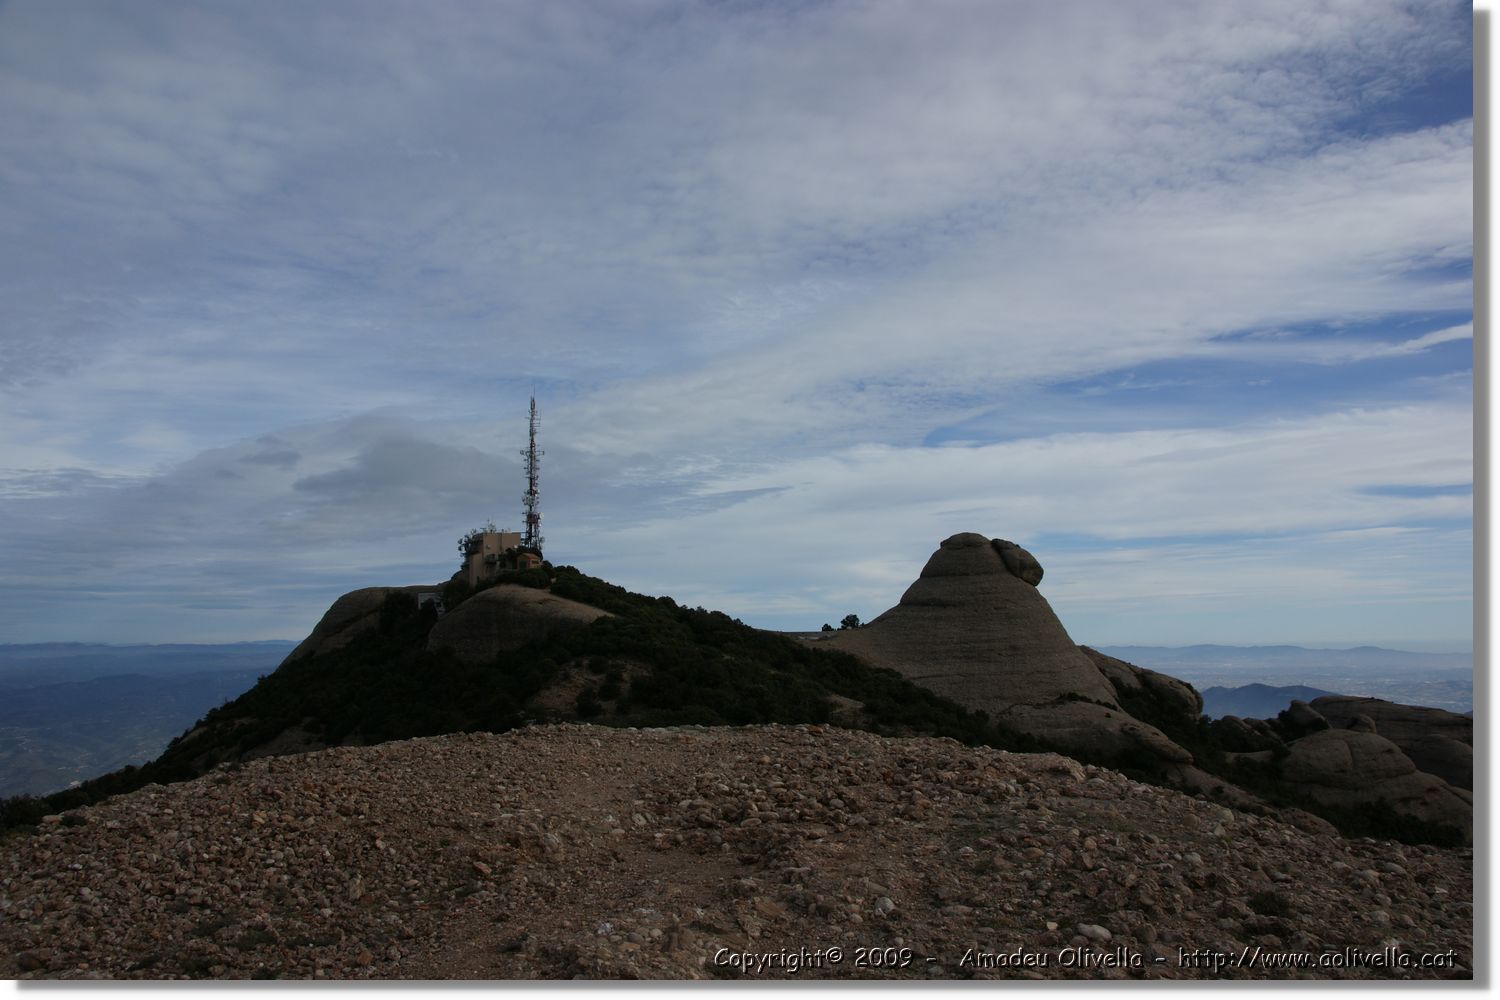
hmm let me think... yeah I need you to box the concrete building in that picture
[461,530,541,587]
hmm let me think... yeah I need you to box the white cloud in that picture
[0,1,1472,643]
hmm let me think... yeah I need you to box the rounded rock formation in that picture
[283,585,440,664]
[815,533,1189,767]
[1310,695,1472,790]
[992,539,1044,586]
[426,585,611,665]
[1278,729,1471,839]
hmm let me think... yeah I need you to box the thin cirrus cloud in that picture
[0,0,1473,647]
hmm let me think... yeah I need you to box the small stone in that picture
[754,898,787,919]
[1077,924,1112,943]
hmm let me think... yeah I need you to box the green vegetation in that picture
[0,565,1465,849]
[1,564,1040,836]
[1099,673,1464,848]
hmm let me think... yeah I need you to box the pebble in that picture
[0,725,1473,982]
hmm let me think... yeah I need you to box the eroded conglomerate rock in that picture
[993,539,1044,586]
[426,585,611,665]
[1081,647,1204,720]
[1279,701,1330,739]
[1310,696,1472,790]
[1278,729,1472,836]
[283,585,440,663]
[815,533,1187,767]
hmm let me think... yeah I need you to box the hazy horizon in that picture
[0,634,1474,658]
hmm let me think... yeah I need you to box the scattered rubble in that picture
[0,724,1473,980]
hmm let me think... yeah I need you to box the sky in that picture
[0,0,1475,650]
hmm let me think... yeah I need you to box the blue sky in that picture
[0,0,1474,649]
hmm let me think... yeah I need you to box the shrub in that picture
[575,687,604,718]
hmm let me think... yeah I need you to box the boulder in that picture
[1398,734,1473,792]
[1310,696,1472,789]
[1243,717,1281,744]
[283,585,440,664]
[1278,729,1471,839]
[992,539,1043,586]
[1003,700,1193,765]
[1279,700,1329,738]
[1213,715,1283,753]
[427,585,611,665]
[1081,646,1204,719]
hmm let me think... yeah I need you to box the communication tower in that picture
[521,396,544,556]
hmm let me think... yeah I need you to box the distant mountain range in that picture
[0,642,296,797]
[1096,644,1471,673]
[1096,644,1472,715]
[1199,683,1337,720]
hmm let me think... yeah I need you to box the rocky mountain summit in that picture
[286,583,611,668]
[813,534,1199,772]
[0,725,1472,981]
[1,531,1474,981]
[811,533,1472,843]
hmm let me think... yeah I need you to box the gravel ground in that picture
[0,723,1473,980]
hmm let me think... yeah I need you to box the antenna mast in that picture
[521,396,544,555]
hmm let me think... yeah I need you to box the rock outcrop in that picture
[1277,729,1473,837]
[993,538,1044,586]
[283,585,440,663]
[1209,715,1282,753]
[808,531,1472,843]
[1310,696,1472,790]
[426,585,611,665]
[1279,700,1331,739]
[283,583,612,670]
[1081,646,1204,721]
[813,533,1188,767]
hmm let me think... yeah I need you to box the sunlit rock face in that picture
[817,532,1190,766]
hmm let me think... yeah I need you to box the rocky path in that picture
[0,724,1473,980]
